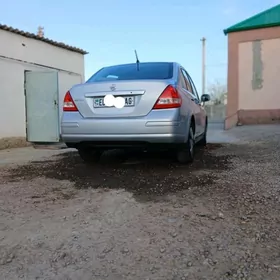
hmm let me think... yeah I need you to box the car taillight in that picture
[63,91,78,111]
[153,85,182,109]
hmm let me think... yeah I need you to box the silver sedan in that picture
[61,62,210,163]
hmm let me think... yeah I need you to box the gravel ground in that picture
[0,126,280,280]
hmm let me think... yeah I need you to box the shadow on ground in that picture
[4,144,233,201]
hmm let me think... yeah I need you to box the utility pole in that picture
[201,37,206,96]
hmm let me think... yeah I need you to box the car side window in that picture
[179,70,187,90]
[181,69,193,94]
[187,73,200,102]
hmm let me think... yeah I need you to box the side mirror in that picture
[201,94,210,102]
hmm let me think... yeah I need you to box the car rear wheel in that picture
[78,148,102,164]
[176,125,195,164]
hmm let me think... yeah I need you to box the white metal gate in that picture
[25,71,60,142]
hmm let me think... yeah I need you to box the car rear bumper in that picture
[61,109,187,145]
[62,133,184,144]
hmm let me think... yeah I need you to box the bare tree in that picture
[207,81,227,105]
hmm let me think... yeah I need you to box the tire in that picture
[197,121,207,147]
[176,124,195,164]
[78,148,102,164]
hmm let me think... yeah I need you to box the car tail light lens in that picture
[153,85,182,109]
[63,91,78,111]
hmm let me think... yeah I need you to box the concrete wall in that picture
[204,104,226,123]
[239,39,280,110]
[226,26,280,129]
[0,29,84,75]
[0,29,85,147]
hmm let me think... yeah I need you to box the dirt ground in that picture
[0,125,280,280]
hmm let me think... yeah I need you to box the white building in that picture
[0,24,87,149]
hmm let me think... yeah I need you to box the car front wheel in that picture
[197,121,207,147]
[176,125,195,164]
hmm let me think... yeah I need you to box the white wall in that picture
[0,29,84,75]
[0,29,85,139]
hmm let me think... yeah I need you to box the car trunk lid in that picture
[69,80,172,118]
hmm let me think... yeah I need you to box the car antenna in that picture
[134,50,140,71]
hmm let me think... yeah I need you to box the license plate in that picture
[93,96,135,108]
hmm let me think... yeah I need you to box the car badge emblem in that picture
[110,84,116,91]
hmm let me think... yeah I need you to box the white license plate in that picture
[93,96,135,108]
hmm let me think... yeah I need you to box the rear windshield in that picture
[87,62,173,83]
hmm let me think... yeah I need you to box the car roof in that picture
[103,62,176,68]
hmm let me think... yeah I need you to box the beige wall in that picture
[239,39,280,110]
[0,29,85,140]
[226,26,280,129]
